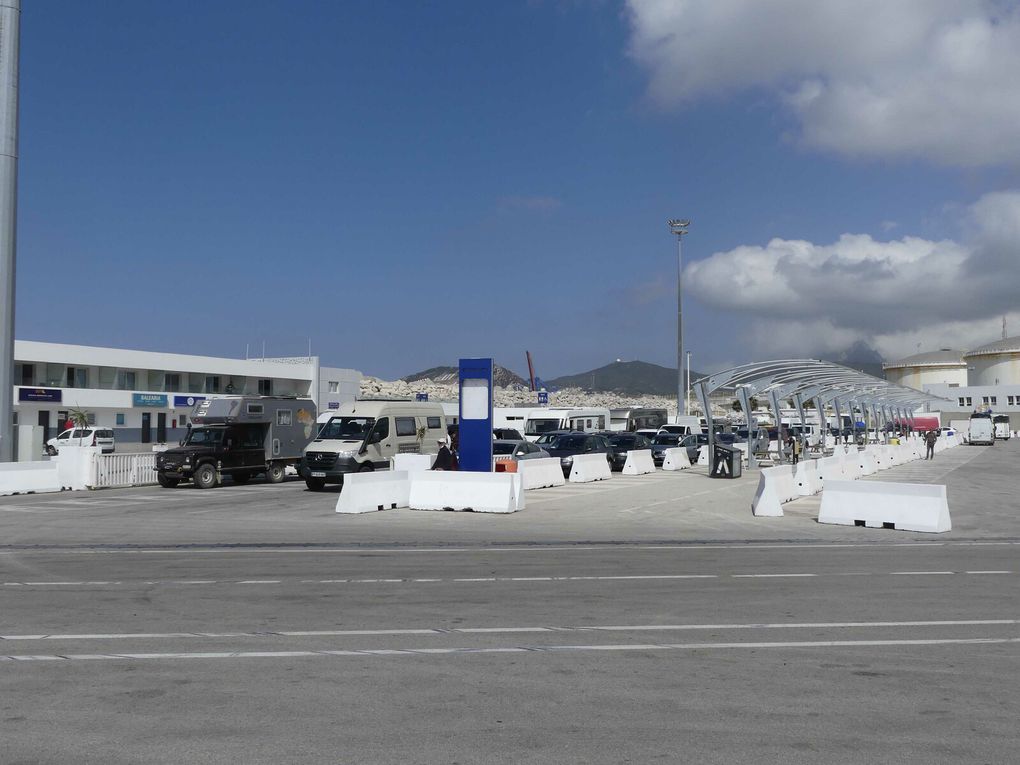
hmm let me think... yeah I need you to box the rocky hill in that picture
[402,364,528,389]
[548,360,706,396]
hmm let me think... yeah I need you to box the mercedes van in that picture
[298,400,447,490]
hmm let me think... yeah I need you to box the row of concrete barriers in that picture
[751,435,957,533]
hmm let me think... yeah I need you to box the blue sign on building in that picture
[133,393,168,407]
[415,392,429,402]
[173,395,205,408]
[18,387,62,403]
[537,391,548,405]
[458,358,493,472]
[328,402,340,409]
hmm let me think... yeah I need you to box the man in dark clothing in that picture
[924,430,938,460]
[432,439,458,471]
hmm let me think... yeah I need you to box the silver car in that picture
[492,439,550,462]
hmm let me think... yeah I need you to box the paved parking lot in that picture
[1,441,1017,763]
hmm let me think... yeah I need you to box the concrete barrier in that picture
[794,459,822,496]
[818,479,951,533]
[391,453,434,473]
[336,470,410,514]
[54,445,101,491]
[0,461,62,496]
[569,453,612,483]
[518,457,566,490]
[409,471,522,513]
[817,455,844,485]
[697,447,709,466]
[621,449,655,476]
[661,448,691,471]
[751,464,798,517]
[858,451,878,476]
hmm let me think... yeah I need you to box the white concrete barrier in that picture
[391,453,434,473]
[817,455,844,485]
[661,448,691,471]
[569,453,612,483]
[54,446,101,491]
[842,453,862,480]
[336,470,410,514]
[621,449,655,476]
[697,447,709,466]
[818,480,951,533]
[751,464,798,517]
[518,457,566,490]
[794,459,822,496]
[858,451,878,476]
[409,471,522,513]
[0,461,62,496]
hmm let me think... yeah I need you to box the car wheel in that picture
[193,463,217,489]
[45,445,57,456]
[156,473,179,488]
[358,463,374,473]
[232,472,252,485]
[305,478,326,491]
[266,463,286,484]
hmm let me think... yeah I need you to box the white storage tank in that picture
[882,349,967,389]
[963,336,1020,386]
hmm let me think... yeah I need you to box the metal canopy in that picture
[693,359,950,467]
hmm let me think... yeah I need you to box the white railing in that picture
[90,453,158,489]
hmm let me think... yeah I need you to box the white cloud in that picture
[626,0,1020,166]
[685,190,1020,357]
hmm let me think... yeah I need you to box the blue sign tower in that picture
[458,357,493,472]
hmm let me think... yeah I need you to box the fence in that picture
[91,452,158,489]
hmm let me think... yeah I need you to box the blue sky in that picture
[16,1,1020,378]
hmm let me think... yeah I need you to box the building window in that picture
[328,381,339,393]
[86,412,96,425]
[164,373,181,392]
[115,413,125,426]
[982,396,990,405]
[990,396,997,405]
[958,397,966,407]
[258,378,272,395]
[205,376,221,393]
[19,363,33,385]
[115,370,136,390]
[965,397,972,406]
[66,367,88,388]
[1008,396,1015,406]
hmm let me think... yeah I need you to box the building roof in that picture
[962,335,1020,358]
[882,349,965,370]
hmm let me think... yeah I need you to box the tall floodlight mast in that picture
[668,218,690,417]
[0,0,20,463]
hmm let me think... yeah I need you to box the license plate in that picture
[311,472,326,478]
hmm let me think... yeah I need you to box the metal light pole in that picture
[686,350,692,415]
[0,0,19,463]
[668,218,690,418]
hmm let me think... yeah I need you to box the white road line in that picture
[731,573,817,578]
[236,580,281,584]
[4,636,1018,662]
[965,570,1012,574]
[890,571,956,576]
[3,618,1014,642]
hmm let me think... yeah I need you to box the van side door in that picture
[361,416,392,468]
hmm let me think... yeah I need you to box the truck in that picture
[993,414,1011,440]
[968,412,995,446]
[155,396,317,489]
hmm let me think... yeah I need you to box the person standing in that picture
[791,435,802,465]
[431,438,458,471]
[924,429,938,460]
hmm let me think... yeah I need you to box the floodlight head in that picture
[667,218,691,233]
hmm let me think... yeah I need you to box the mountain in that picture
[402,364,529,389]
[547,360,706,396]
[825,341,886,379]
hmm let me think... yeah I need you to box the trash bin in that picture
[710,443,742,478]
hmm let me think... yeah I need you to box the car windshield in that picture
[652,435,680,446]
[317,417,375,440]
[609,436,636,448]
[526,418,561,436]
[551,435,587,450]
[492,442,517,455]
[185,427,224,446]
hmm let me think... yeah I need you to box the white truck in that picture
[993,415,1011,440]
[968,413,995,446]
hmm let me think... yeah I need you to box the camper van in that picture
[299,400,447,490]
[658,415,702,437]
[993,414,1011,440]
[609,407,668,433]
[155,396,317,489]
[520,408,611,440]
[968,412,995,446]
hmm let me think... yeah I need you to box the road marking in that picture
[237,580,281,584]
[3,636,1018,662]
[890,571,956,576]
[965,570,1012,574]
[2,618,1013,642]
[731,573,817,578]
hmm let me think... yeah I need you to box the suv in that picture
[46,427,115,455]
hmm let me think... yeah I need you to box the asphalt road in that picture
[1,441,1017,763]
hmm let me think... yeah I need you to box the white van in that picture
[521,408,610,440]
[299,400,447,490]
[46,427,116,455]
[658,415,701,437]
[968,413,995,446]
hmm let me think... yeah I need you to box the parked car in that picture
[606,433,652,471]
[492,439,550,463]
[542,432,615,477]
[534,430,572,448]
[650,433,696,465]
[493,428,525,441]
[46,427,115,455]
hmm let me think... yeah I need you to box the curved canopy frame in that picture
[693,359,950,467]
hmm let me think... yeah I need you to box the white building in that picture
[12,340,361,444]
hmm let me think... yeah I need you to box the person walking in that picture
[791,435,802,465]
[431,438,458,471]
[924,429,938,460]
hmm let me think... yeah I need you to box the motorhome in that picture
[493,407,538,436]
[609,407,668,432]
[520,408,611,440]
[993,414,1011,440]
[299,400,447,490]
[155,396,317,489]
[968,412,995,446]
